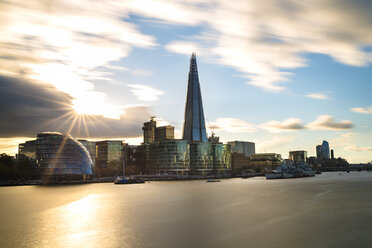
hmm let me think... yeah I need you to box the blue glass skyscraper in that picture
[320,140,330,159]
[182,53,208,142]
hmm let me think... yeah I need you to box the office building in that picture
[249,153,282,172]
[208,133,220,144]
[35,132,92,179]
[212,143,231,174]
[95,140,123,177]
[289,150,307,162]
[18,140,36,159]
[316,140,330,159]
[182,53,208,142]
[78,140,96,167]
[155,125,175,142]
[142,117,157,144]
[142,117,175,144]
[228,141,255,157]
[149,140,190,175]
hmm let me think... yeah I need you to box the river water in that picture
[1,172,372,248]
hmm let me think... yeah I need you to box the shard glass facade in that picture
[182,53,208,142]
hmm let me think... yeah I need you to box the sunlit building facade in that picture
[95,141,123,177]
[212,143,231,174]
[78,140,96,168]
[35,132,93,179]
[149,140,190,174]
[190,142,213,175]
[289,150,307,162]
[228,141,255,157]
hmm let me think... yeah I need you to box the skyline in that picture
[0,0,372,162]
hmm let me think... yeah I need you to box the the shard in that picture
[182,53,208,142]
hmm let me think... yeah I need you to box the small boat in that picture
[114,177,145,184]
[206,179,220,182]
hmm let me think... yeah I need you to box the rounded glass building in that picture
[36,132,93,180]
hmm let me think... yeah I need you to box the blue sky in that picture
[0,0,371,162]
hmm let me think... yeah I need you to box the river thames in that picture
[1,172,372,248]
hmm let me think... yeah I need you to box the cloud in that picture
[256,136,294,152]
[307,115,353,130]
[0,76,152,138]
[166,41,207,56]
[0,0,157,118]
[128,84,164,101]
[306,93,329,100]
[150,0,372,91]
[351,106,372,114]
[207,118,256,133]
[260,118,305,133]
[131,69,153,77]
[345,145,372,152]
[341,132,358,138]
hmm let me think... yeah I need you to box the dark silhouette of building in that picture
[182,53,208,142]
[18,140,36,159]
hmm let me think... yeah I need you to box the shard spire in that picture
[182,53,208,142]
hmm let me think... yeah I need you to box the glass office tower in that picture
[149,140,190,174]
[182,53,208,142]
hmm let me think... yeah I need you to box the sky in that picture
[0,0,371,163]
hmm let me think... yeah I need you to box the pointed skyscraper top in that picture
[182,53,208,142]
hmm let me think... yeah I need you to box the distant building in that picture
[18,140,36,159]
[149,140,190,175]
[124,144,149,175]
[142,117,157,144]
[182,53,208,142]
[231,152,251,175]
[316,140,330,159]
[211,143,231,174]
[95,140,123,177]
[316,145,321,159]
[155,125,175,142]
[35,132,92,180]
[228,141,255,157]
[78,140,96,167]
[142,117,175,144]
[289,150,307,162]
[208,133,220,144]
[249,153,282,172]
[331,149,334,159]
[148,140,231,175]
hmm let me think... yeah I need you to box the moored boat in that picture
[114,177,145,184]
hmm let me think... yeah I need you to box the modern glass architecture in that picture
[212,144,231,174]
[190,142,213,174]
[95,141,123,177]
[228,141,255,157]
[182,53,208,142]
[35,132,93,178]
[316,141,330,159]
[320,140,330,159]
[149,140,190,174]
